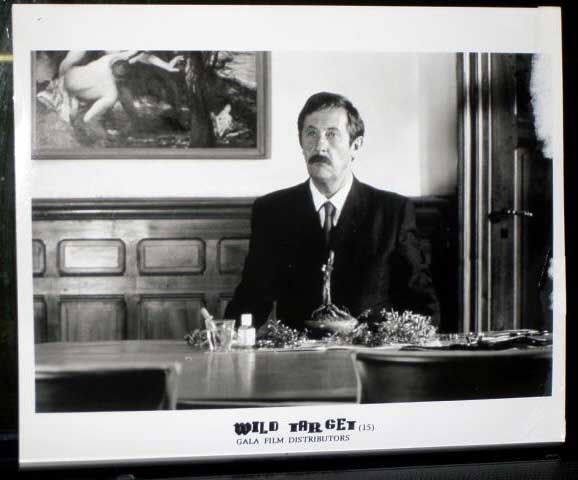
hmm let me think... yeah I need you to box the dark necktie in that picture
[322,201,336,246]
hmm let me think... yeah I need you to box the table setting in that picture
[35,249,553,410]
[184,248,551,355]
[174,247,552,406]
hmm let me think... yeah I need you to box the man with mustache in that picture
[225,92,440,330]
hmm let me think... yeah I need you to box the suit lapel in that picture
[290,181,325,244]
[331,178,369,249]
[287,179,370,254]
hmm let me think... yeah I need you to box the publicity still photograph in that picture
[29,49,555,413]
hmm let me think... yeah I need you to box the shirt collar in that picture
[308,174,354,224]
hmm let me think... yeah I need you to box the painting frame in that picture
[31,51,270,160]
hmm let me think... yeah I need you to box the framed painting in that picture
[31,50,269,159]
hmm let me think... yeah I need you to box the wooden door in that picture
[459,53,553,332]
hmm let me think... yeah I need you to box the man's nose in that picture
[316,133,329,151]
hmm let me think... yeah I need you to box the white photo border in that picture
[13,5,565,467]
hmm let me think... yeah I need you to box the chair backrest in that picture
[36,363,181,412]
[353,347,552,403]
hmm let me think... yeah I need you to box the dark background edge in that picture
[0,0,576,478]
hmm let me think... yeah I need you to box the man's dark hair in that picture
[297,92,365,145]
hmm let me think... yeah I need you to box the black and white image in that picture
[31,52,553,412]
[14,5,564,467]
[32,50,268,159]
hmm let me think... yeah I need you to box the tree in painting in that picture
[183,51,257,148]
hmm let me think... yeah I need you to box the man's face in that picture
[300,107,362,188]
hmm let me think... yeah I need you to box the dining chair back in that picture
[36,363,181,412]
[353,347,552,403]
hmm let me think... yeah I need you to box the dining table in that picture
[35,335,553,410]
[35,340,360,409]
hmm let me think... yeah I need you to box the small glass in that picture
[207,319,235,352]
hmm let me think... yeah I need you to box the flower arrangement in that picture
[184,329,210,349]
[185,309,436,350]
[348,309,437,346]
[255,319,306,349]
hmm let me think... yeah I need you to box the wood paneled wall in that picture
[32,196,456,342]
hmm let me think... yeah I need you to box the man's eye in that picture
[306,131,316,137]
[327,131,338,138]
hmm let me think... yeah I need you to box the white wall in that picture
[418,54,458,195]
[31,52,457,199]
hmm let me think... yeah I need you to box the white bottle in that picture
[237,313,256,348]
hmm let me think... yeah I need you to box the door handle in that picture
[488,208,534,224]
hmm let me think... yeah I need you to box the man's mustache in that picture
[308,154,331,165]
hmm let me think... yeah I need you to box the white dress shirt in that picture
[308,174,354,227]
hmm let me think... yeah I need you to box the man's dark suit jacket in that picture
[225,178,440,330]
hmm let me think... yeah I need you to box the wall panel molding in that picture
[33,296,47,343]
[32,196,455,341]
[32,198,254,221]
[59,295,126,342]
[138,238,206,275]
[32,239,46,276]
[32,196,449,219]
[58,239,126,276]
[139,294,206,339]
[218,238,250,274]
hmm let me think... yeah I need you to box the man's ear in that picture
[351,136,363,152]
